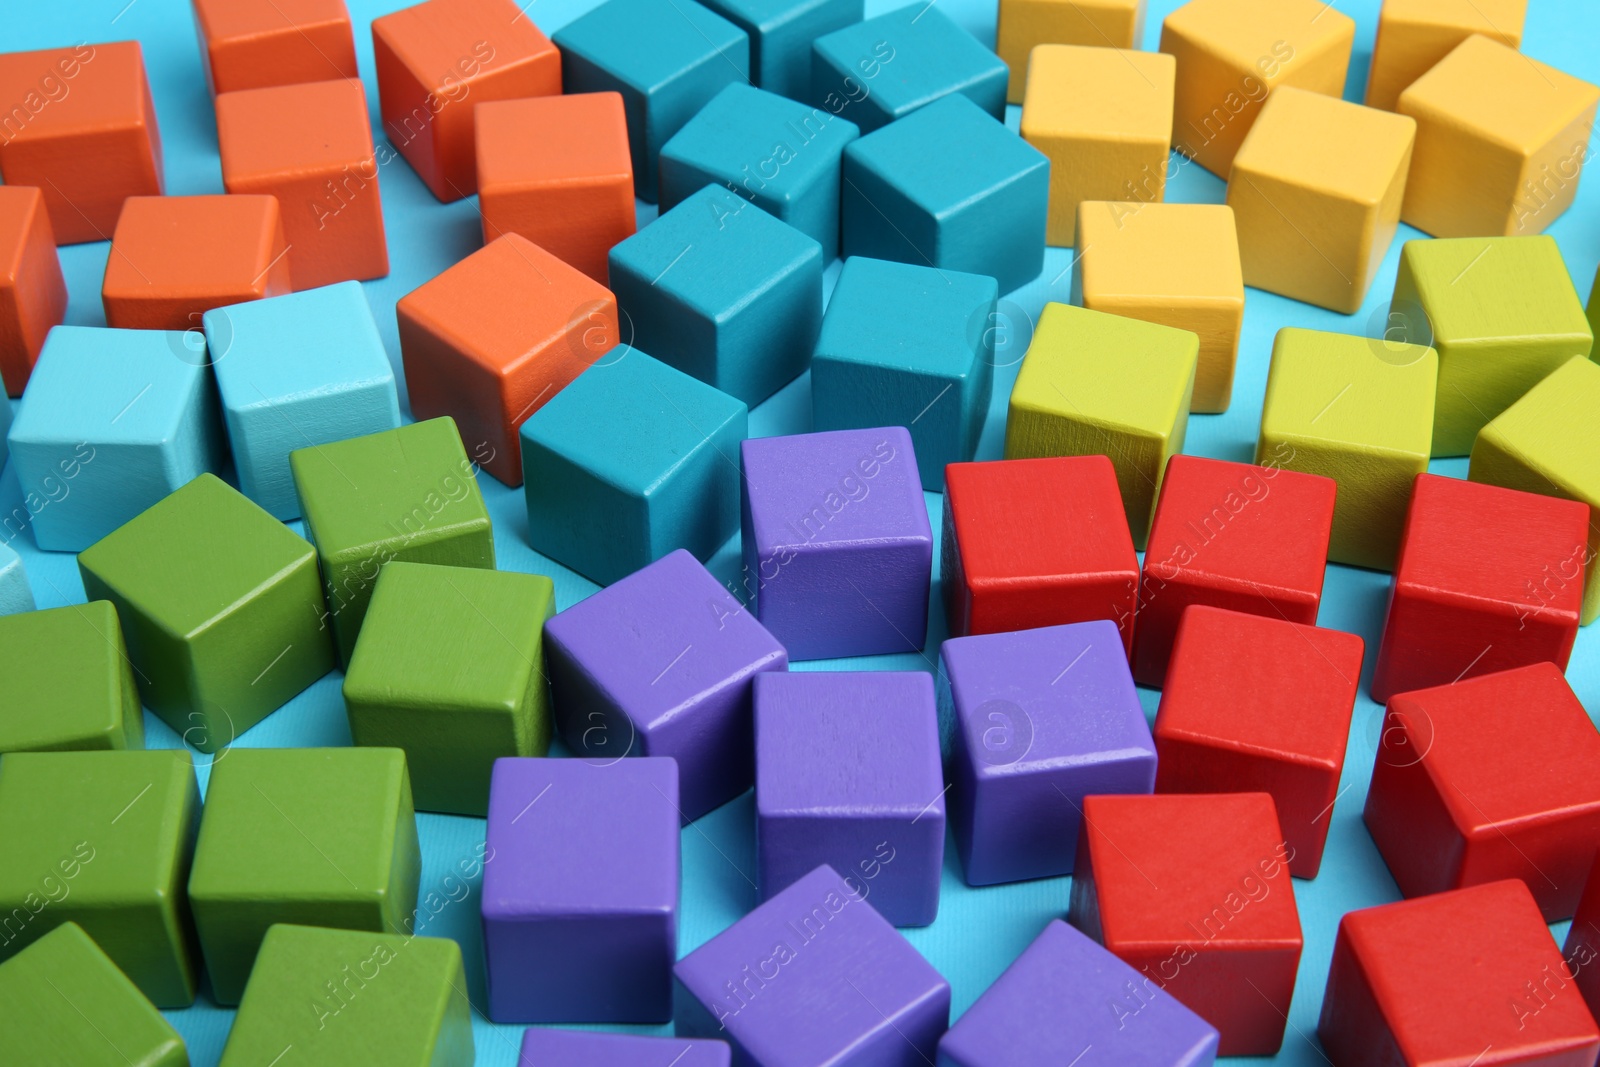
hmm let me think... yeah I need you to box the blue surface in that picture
[2,0,1600,1063]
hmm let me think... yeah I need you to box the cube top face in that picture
[476,92,632,189]
[1385,0,1526,29]
[1076,202,1243,305]
[0,42,151,144]
[373,0,558,96]
[555,0,748,94]
[1162,0,1353,77]
[818,257,998,380]
[103,195,287,306]
[215,78,373,179]
[664,82,860,196]
[517,1029,731,1066]
[1020,44,1174,144]
[0,602,135,753]
[1478,355,1600,499]
[815,6,1004,122]
[1262,327,1436,457]
[193,0,351,42]
[1399,236,1591,349]
[1234,86,1417,204]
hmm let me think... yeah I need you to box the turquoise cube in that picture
[812,257,997,491]
[208,282,401,521]
[0,541,32,616]
[521,349,747,584]
[555,0,750,203]
[842,94,1048,295]
[697,0,862,100]
[660,83,859,260]
[6,326,224,552]
[811,5,1006,133]
[609,185,823,406]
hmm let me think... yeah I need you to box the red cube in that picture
[1365,662,1600,921]
[1321,881,1600,1066]
[191,0,359,95]
[0,185,67,396]
[1069,792,1302,1056]
[1153,605,1363,878]
[941,455,1140,650]
[1562,854,1600,1021]
[1371,473,1588,702]
[1132,454,1336,688]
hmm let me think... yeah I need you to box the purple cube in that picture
[675,863,951,1066]
[545,548,789,822]
[519,1029,732,1065]
[482,757,680,1023]
[938,620,1156,886]
[754,671,944,926]
[937,920,1218,1067]
[740,427,932,660]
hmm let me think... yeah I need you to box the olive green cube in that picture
[0,601,144,754]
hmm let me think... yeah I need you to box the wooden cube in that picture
[0,543,30,616]
[695,0,858,100]
[0,185,65,395]
[1565,856,1600,1021]
[192,0,359,94]
[1365,0,1526,111]
[0,602,143,755]
[997,0,1143,104]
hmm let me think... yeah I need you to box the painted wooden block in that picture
[0,42,162,244]
[1132,455,1335,688]
[189,747,422,1004]
[740,426,931,659]
[192,0,359,94]
[544,548,787,821]
[1399,34,1598,238]
[102,195,292,330]
[476,92,635,282]
[0,923,186,1067]
[675,863,950,1064]
[78,474,334,748]
[372,0,560,202]
[483,756,679,1022]
[942,456,1138,643]
[523,350,746,585]
[0,185,66,395]
[660,83,859,261]
[521,1030,731,1066]
[697,0,860,100]
[0,601,143,754]
[219,923,473,1067]
[1365,0,1525,111]
[1370,474,1587,701]
[610,185,822,406]
[0,541,31,616]
[209,282,401,521]
[1258,327,1437,570]
[842,95,1048,295]
[1021,44,1174,246]
[7,326,223,551]
[1391,235,1592,456]
[997,0,1143,105]
[1228,87,1415,314]
[1471,356,1600,625]
[344,562,556,817]
[554,0,749,203]
[812,257,996,490]
[1154,606,1362,878]
[1004,302,1198,548]
[1074,202,1242,414]
[1069,793,1301,1056]
[292,417,495,664]
[1564,855,1600,1021]
[938,919,1217,1067]
[216,79,389,289]
[939,620,1155,887]
[0,750,200,1006]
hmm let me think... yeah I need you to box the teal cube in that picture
[521,350,747,585]
[697,0,862,100]
[812,257,997,490]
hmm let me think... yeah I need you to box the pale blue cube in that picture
[0,541,33,616]
[697,0,861,100]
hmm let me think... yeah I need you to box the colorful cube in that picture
[519,1030,731,1066]
[0,542,31,616]
[1364,0,1526,111]
[0,184,66,395]
[996,0,1144,103]
[0,602,143,754]
[192,0,359,94]
[1565,855,1600,1020]
[697,0,860,99]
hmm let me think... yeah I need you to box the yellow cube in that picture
[1159,0,1355,178]
[1227,87,1415,314]
[1020,45,1175,246]
[997,0,1144,105]
[1399,34,1599,238]
[1365,0,1525,112]
[1073,201,1243,413]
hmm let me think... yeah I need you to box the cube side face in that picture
[997,0,1142,104]
[0,185,66,395]
[201,9,359,95]
[731,0,861,101]
[759,812,943,927]
[523,427,653,586]
[519,1028,732,1066]
[1512,101,1598,237]
[647,401,747,568]
[1364,5,1524,112]
[486,912,675,1023]
[812,357,981,493]
[747,535,931,660]
[0,602,141,754]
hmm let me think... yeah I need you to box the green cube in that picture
[188,747,421,1004]
[1258,327,1437,571]
[0,601,143,754]
[1471,355,1600,626]
[291,417,495,665]
[1391,236,1592,457]
[77,473,334,754]
[0,922,186,1067]
[0,750,201,1007]
[343,562,555,817]
[219,923,473,1067]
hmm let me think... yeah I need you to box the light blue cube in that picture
[0,540,33,616]
[842,94,1049,295]
[7,326,224,552]
[697,0,861,100]
[812,257,996,491]
[555,0,750,203]
[811,5,1006,133]
[609,185,823,406]
[207,282,401,521]
[521,348,747,585]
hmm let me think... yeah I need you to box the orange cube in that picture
[192,0,360,94]
[102,195,292,331]
[0,42,163,245]
[476,93,635,283]
[217,80,389,291]
[397,234,620,485]
[0,186,67,396]
[373,0,562,202]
